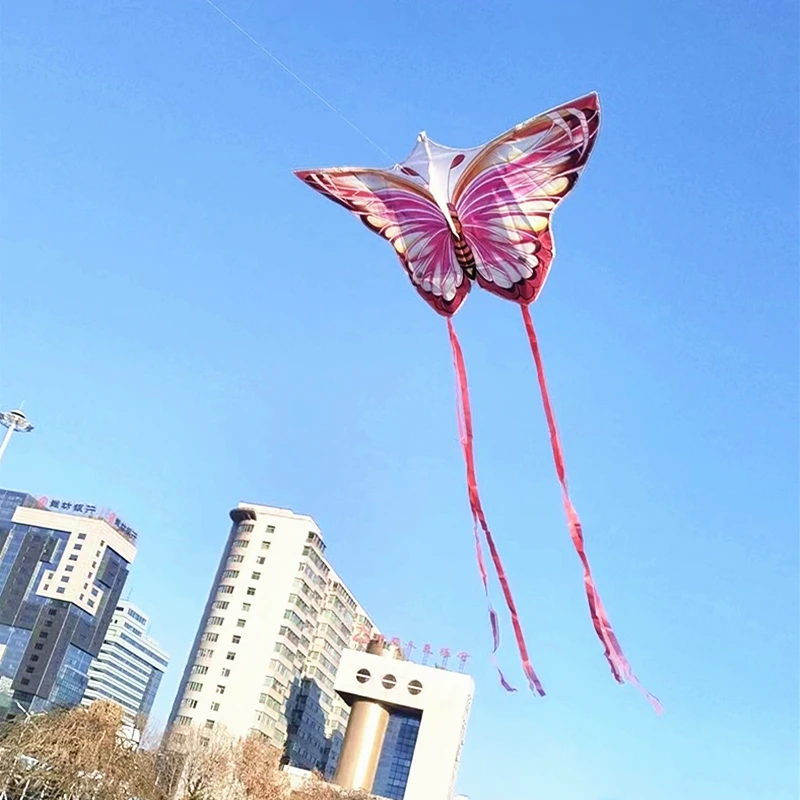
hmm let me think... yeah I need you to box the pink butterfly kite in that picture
[296,93,659,710]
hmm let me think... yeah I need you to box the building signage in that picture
[35,497,139,541]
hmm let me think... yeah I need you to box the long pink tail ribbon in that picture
[447,318,545,696]
[521,305,661,713]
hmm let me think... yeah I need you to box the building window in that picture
[408,680,423,696]
[356,669,371,684]
[87,600,95,608]
[218,585,234,594]
[202,633,219,643]
[261,541,271,550]
[197,648,214,658]
[226,652,236,661]
[205,720,215,729]
[242,603,251,612]
[211,702,220,711]
[246,587,256,596]
[77,533,86,540]
[187,681,203,691]
[266,525,275,533]
[251,572,261,580]
[208,616,224,626]
[381,674,397,690]
[92,561,97,568]
[256,557,265,565]
[259,693,268,704]
[232,635,241,644]
[65,565,74,572]
[221,570,239,579]
[60,576,69,583]
[216,685,225,695]
[34,643,43,651]
[213,601,229,610]
[236,619,246,628]
[233,539,249,548]
[183,699,198,709]
[68,555,78,561]
[229,554,244,563]
[30,655,39,663]
[221,668,230,678]
[91,588,98,597]
[73,544,82,551]
[176,716,192,726]
[56,588,65,595]
[191,665,209,676]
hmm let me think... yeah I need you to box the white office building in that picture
[167,503,377,776]
[333,638,474,800]
[82,601,169,738]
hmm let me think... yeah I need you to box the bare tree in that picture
[0,706,376,800]
[0,700,165,800]
[234,737,287,800]
[162,725,239,800]
[288,773,373,800]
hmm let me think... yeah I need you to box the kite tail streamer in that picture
[447,318,545,696]
[520,305,661,713]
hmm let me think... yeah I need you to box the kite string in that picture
[520,304,662,713]
[201,0,395,162]
[447,318,545,697]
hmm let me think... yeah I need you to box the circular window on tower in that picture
[407,679,423,696]
[356,669,371,684]
[381,674,397,690]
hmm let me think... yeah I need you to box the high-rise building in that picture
[0,489,137,715]
[333,638,474,800]
[82,601,169,739]
[168,503,377,777]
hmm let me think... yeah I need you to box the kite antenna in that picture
[201,0,394,162]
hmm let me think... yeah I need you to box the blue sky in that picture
[1,1,797,798]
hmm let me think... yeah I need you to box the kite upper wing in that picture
[452,93,600,304]
[295,168,471,316]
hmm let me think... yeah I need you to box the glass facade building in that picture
[82,601,168,729]
[373,709,423,800]
[0,489,136,716]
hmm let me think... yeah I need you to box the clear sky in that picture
[1,2,797,798]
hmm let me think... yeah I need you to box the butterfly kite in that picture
[296,93,659,709]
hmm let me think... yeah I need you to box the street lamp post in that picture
[0,409,34,464]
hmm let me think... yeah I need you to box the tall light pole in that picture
[0,409,34,464]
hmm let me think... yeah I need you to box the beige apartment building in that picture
[167,502,377,775]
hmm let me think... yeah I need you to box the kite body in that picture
[296,94,599,316]
[296,94,659,711]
